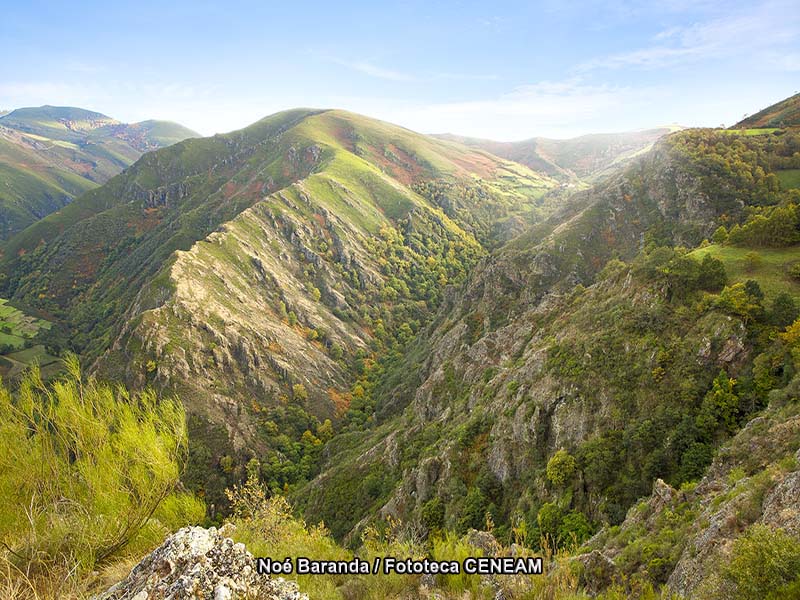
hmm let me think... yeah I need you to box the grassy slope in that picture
[778,169,800,189]
[691,244,800,303]
[736,92,800,128]
[0,297,58,380]
[92,119,200,147]
[0,106,117,141]
[720,128,779,136]
[0,136,97,238]
[4,108,553,289]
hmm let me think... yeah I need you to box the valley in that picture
[1,90,799,599]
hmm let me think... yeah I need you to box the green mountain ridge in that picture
[0,105,198,239]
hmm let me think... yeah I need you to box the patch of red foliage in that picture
[324,118,358,153]
[247,179,264,196]
[62,158,93,175]
[222,181,239,199]
[76,246,104,277]
[448,151,496,179]
[601,226,616,246]
[360,142,426,186]
[328,387,352,418]
[127,208,162,236]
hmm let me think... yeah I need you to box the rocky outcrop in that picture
[464,529,501,555]
[572,550,618,595]
[578,400,800,598]
[95,526,306,600]
[665,422,800,598]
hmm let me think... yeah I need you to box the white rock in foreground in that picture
[95,526,307,600]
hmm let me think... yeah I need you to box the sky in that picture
[1,0,799,140]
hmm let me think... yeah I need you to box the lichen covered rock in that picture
[95,526,306,600]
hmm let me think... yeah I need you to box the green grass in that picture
[0,331,25,348]
[0,298,48,338]
[690,244,800,302]
[722,128,780,136]
[0,107,198,241]
[0,300,53,372]
[777,169,800,190]
[6,345,59,365]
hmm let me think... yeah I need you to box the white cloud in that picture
[323,57,499,83]
[579,0,800,71]
[326,57,417,81]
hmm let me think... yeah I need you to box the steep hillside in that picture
[587,372,800,598]
[437,127,676,182]
[736,92,800,129]
[297,126,800,550]
[1,109,556,507]
[0,105,198,238]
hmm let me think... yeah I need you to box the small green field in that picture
[0,299,50,343]
[690,244,800,303]
[0,345,62,380]
[0,299,59,379]
[777,169,800,190]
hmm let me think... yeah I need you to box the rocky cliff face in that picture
[96,526,306,600]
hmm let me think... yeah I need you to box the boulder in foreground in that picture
[95,526,306,600]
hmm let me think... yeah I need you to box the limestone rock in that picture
[95,526,306,600]
[464,529,501,555]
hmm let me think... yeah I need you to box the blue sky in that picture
[2,0,798,139]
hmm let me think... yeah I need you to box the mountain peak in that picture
[1,104,117,127]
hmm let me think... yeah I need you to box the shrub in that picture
[421,496,445,533]
[771,293,799,328]
[696,371,740,438]
[537,502,563,547]
[716,283,763,322]
[558,511,593,549]
[712,225,728,244]
[721,524,800,599]
[458,487,488,533]
[0,355,199,572]
[292,383,309,402]
[546,449,577,487]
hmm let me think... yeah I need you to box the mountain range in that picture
[0,105,198,240]
[1,91,800,598]
[435,126,678,183]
